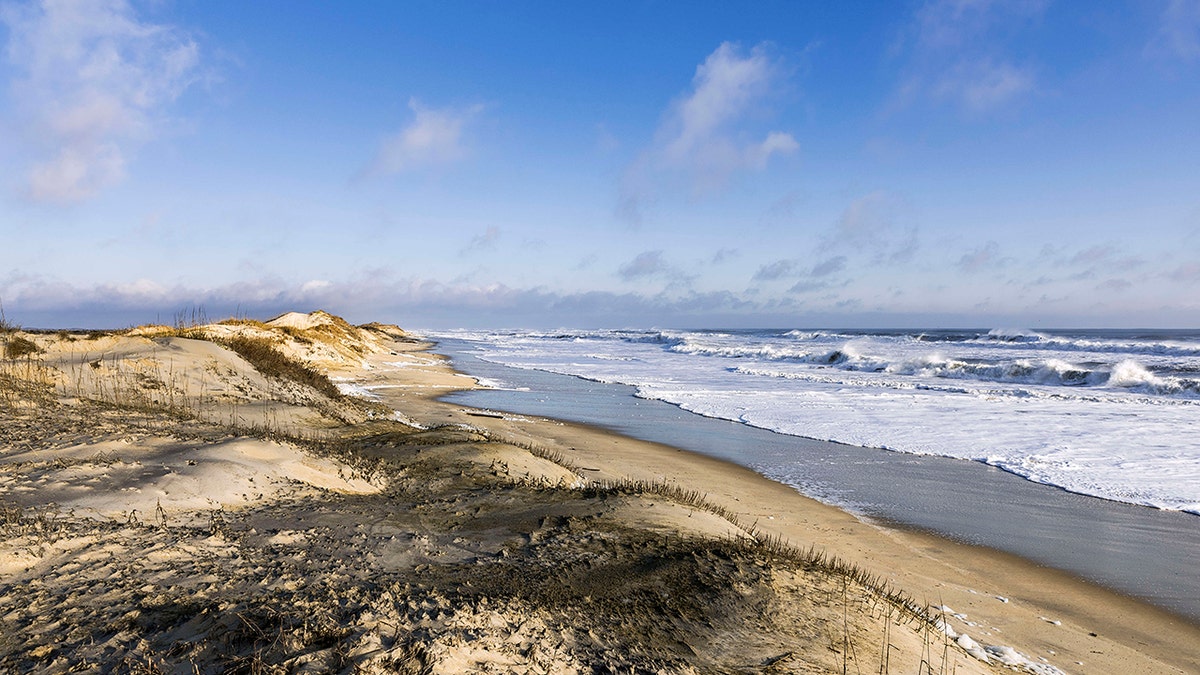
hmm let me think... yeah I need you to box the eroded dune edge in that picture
[0,311,1193,674]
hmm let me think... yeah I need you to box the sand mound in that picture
[1,432,379,524]
[267,310,338,331]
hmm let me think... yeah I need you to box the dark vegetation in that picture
[2,336,38,360]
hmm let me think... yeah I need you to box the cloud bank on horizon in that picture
[1,0,1198,329]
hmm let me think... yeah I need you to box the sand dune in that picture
[1,311,1195,673]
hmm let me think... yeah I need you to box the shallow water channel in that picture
[434,339,1200,623]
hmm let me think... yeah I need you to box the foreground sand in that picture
[1,311,1196,673]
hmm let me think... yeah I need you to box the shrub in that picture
[4,336,39,360]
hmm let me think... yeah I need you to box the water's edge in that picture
[434,339,1200,623]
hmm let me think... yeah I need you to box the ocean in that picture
[434,327,1200,515]
[430,327,1200,620]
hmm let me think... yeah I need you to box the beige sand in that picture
[1,311,1196,673]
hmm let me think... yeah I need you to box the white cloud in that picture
[367,98,483,175]
[1,0,201,202]
[619,42,798,223]
[661,43,793,166]
[300,279,331,293]
[745,131,800,169]
[1148,0,1200,63]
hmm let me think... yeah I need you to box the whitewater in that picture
[436,328,1200,516]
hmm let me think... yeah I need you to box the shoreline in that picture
[433,337,1200,622]
[407,339,1200,673]
[2,313,1197,673]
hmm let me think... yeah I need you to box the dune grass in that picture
[217,334,342,400]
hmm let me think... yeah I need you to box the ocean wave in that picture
[731,357,1200,400]
[445,327,1200,401]
[783,329,858,341]
[983,328,1050,343]
[968,329,1200,358]
[667,332,876,363]
[445,328,1200,515]
[664,331,1200,398]
[1106,359,1200,396]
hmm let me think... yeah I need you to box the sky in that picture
[1,0,1199,330]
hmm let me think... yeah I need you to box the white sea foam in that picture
[333,380,382,400]
[436,327,1200,515]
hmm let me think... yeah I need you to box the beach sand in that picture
[1,311,1196,673]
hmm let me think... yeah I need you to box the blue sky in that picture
[1,0,1199,329]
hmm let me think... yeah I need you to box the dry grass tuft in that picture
[217,318,270,329]
[3,336,39,360]
[218,335,342,400]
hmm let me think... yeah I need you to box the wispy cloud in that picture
[914,0,1046,48]
[810,255,847,277]
[461,226,501,255]
[752,259,798,282]
[1096,278,1133,292]
[619,42,798,223]
[364,98,483,176]
[1070,245,1116,266]
[822,192,919,264]
[660,43,797,173]
[1148,0,1200,63]
[1,0,202,203]
[893,0,1043,113]
[754,254,848,287]
[932,59,1033,111]
[785,256,850,294]
[957,241,1002,272]
[1168,260,1200,281]
[618,250,670,281]
[711,248,739,264]
[615,250,698,292]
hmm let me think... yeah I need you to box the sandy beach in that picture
[2,311,1197,674]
